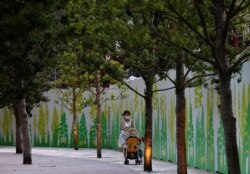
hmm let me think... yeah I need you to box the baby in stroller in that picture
[124,128,143,165]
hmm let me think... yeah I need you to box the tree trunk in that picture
[219,72,241,174]
[13,104,23,154]
[212,1,241,172]
[72,87,79,150]
[17,97,32,164]
[175,56,187,174]
[96,72,102,158]
[144,80,153,171]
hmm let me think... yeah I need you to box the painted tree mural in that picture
[195,106,206,169]
[38,106,46,145]
[217,116,228,173]
[206,90,215,171]
[101,112,108,148]
[168,95,176,162]
[160,95,167,160]
[0,118,2,145]
[58,112,69,147]
[45,104,50,146]
[241,84,250,173]
[33,110,38,146]
[153,84,160,159]
[89,117,97,148]
[78,112,88,148]
[186,100,194,166]
[2,107,13,145]
[51,106,59,147]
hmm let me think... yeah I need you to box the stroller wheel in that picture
[124,159,129,165]
[135,160,140,165]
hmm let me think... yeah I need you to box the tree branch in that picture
[233,0,250,15]
[166,1,207,42]
[153,86,176,93]
[149,25,216,66]
[121,80,145,98]
[194,0,215,47]
[185,73,217,85]
[165,74,176,86]
[224,0,237,44]
[230,47,250,73]
[184,68,191,81]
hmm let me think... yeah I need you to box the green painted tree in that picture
[239,85,248,172]
[89,117,97,148]
[33,111,39,146]
[0,119,2,145]
[195,106,206,169]
[78,112,88,148]
[2,107,12,144]
[186,99,194,166]
[242,84,250,173]
[38,106,46,146]
[217,117,228,173]
[45,103,50,146]
[101,112,108,148]
[58,112,69,147]
[51,106,59,147]
[168,95,176,162]
[206,90,215,171]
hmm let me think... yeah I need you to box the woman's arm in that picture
[120,118,125,130]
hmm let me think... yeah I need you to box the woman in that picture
[118,110,134,162]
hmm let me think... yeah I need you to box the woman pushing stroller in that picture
[118,110,134,162]
[118,110,142,164]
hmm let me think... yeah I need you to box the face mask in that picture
[124,116,130,120]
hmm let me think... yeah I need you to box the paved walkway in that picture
[0,147,212,174]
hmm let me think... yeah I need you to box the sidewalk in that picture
[0,147,212,174]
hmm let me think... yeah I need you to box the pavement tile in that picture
[0,147,213,174]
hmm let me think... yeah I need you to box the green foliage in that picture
[0,0,57,109]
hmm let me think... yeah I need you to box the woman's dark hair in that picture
[122,110,130,116]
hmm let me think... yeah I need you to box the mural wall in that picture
[0,61,249,174]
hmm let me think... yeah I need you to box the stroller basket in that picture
[124,128,143,165]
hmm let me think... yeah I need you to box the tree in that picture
[102,4,175,171]
[60,0,126,158]
[52,49,89,150]
[0,0,57,164]
[137,1,250,173]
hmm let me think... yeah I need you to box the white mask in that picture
[124,116,130,120]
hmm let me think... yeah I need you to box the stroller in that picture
[124,128,143,165]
